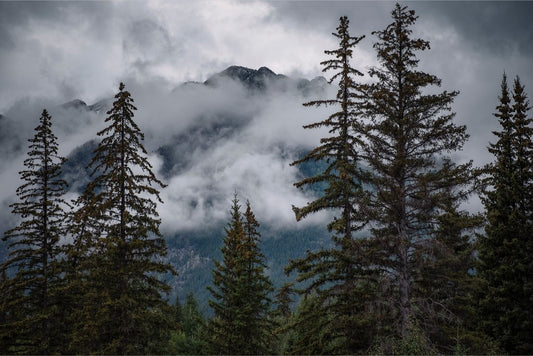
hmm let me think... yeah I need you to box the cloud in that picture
[1,0,532,236]
[142,75,334,233]
[0,65,335,236]
[0,0,341,111]
[415,2,533,57]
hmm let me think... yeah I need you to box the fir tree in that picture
[361,3,475,344]
[479,74,533,354]
[68,82,174,354]
[174,294,184,331]
[0,109,68,354]
[271,283,294,354]
[286,16,376,353]
[417,181,487,354]
[241,200,275,350]
[290,15,366,237]
[283,293,331,355]
[168,293,207,355]
[207,196,273,355]
[273,282,293,319]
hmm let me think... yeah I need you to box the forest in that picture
[1,3,532,355]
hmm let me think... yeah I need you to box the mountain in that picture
[61,99,88,110]
[0,65,332,313]
[205,65,286,90]
[204,65,328,95]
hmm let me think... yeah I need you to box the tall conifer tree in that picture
[479,75,533,354]
[361,3,475,345]
[417,180,486,354]
[68,83,174,354]
[287,16,376,353]
[207,196,273,355]
[0,109,68,354]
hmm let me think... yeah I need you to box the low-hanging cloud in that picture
[0,68,333,236]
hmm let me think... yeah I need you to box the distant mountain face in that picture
[205,65,328,94]
[0,65,332,311]
[61,98,113,114]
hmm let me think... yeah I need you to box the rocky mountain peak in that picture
[61,99,88,110]
[204,65,286,91]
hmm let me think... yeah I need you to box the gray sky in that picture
[0,0,532,232]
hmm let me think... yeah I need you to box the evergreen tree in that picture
[361,3,475,345]
[207,196,273,354]
[0,109,68,354]
[479,74,533,354]
[417,182,488,354]
[273,282,293,319]
[271,283,294,354]
[168,293,207,355]
[68,82,174,354]
[174,294,184,331]
[287,16,376,353]
[283,293,331,355]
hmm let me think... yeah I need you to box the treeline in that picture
[1,3,532,355]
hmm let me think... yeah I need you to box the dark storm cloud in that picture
[270,1,533,55]
[0,1,113,46]
[269,0,391,32]
[415,2,533,56]
[0,1,118,109]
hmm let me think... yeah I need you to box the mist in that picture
[0,69,334,235]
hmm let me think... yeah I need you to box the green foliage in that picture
[370,321,436,355]
[207,196,274,354]
[287,16,376,354]
[66,82,175,354]
[479,74,533,354]
[168,293,207,354]
[416,188,489,354]
[0,109,69,354]
[282,293,332,355]
[290,15,367,234]
[360,3,476,344]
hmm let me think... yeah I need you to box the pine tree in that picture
[168,293,207,355]
[273,282,293,319]
[361,3,475,344]
[174,294,184,331]
[286,16,376,353]
[0,109,68,354]
[67,82,174,354]
[283,293,331,355]
[417,181,487,354]
[479,74,533,354]
[271,283,294,354]
[241,200,275,350]
[207,196,273,354]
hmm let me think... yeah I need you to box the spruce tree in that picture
[168,293,207,355]
[479,74,533,354]
[207,196,273,355]
[286,16,376,353]
[0,109,68,354]
[68,82,174,354]
[361,3,474,345]
[417,181,486,354]
[283,294,331,355]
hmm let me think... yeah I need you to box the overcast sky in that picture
[1,0,532,233]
